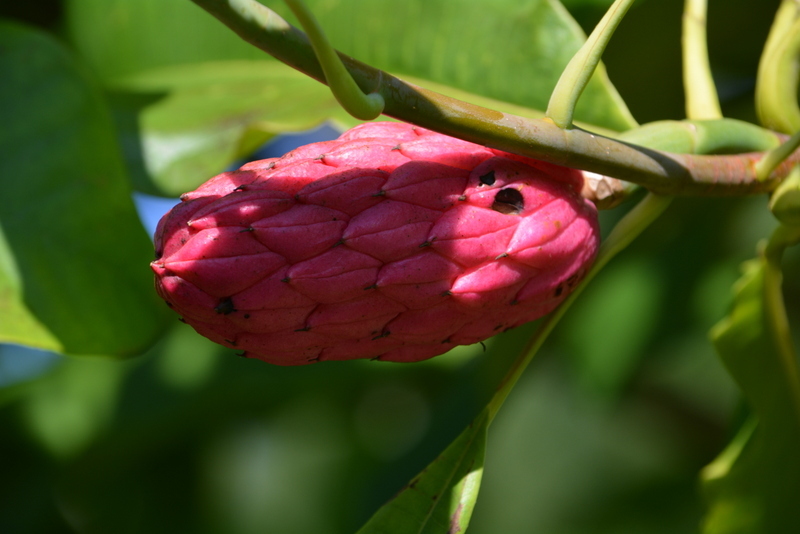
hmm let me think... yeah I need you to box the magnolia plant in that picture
[1,0,799,533]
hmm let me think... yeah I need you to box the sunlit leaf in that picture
[110,61,360,195]
[67,0,636,130]
[0,22,170,356]
[703,258,800,533]
[356,408,488,534]
[110,60,621,196]
[0,224,61,352]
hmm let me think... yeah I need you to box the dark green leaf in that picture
[357,408,488,534]
[703,258,800,533]
[0,21,170,356]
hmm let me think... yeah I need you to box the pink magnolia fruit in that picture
[151,122,600,365]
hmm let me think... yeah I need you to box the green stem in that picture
[762,223,800,426]
[283,0,384,120]
[756,129,800,180]
[487,193,673,424]
[756,0,800,133]
[189,0,800,196]
[546,0,636,129]
[682,0,722,120]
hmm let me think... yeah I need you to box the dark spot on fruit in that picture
[236,351,249,358]
[364,283,378,290]
[442,337,451,343]
[480,341,487,351]
[493,324,503,331]
[332,239,345,248]
[479,171,496,186]
[224,339,236,346]
[566,274,579,286]
[281,277,290,283]
[555,285,564,297]
[243,313,251,319]
[215,297,235,315]
[178,317,186,323]
[239,227,254,233]
[372,190,386,197]
[165,301,173,308]
[419,240,432,248]
[295,326,311,332]
[492,188,524,214]
[441,290,452,297]
[372,331,390,340]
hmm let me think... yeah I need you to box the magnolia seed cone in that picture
[152,122,600,365]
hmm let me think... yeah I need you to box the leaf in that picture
[109,61,361,195]
[703,258,800,533]
[0,21,171,356]
[67,0,636,132]
[356,408,488,534]
[67,0,636,194]
[0,223,61,351]
[110,60,624,196]
[65,0,272,81]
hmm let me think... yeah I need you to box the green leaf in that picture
[0,21,170,356]
[703,258,800,533]
[0,224,60,352]
[110,61,360,195]
[65,0,272,81]
[67,0,636,194]
[67,0,635,132]
[356,408,488,534]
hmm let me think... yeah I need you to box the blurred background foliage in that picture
[1,0,797,533]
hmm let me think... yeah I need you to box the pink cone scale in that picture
[151,122,600,365]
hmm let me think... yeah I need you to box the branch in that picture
[190,0,798,196]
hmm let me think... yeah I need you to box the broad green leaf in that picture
[110,61,622,196]
[0,22,171,356]
[65,0,271,81]
[67,0,636,132]
[110,61,360,195]
[703,258,800,533]
[0,223,61,352]
[357,408,488,534]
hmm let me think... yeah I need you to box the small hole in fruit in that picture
[492,188,524,214]
[479,171,496,186]
[214,297,235,315]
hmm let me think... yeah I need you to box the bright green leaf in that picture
[110,61,360,195]
[357,408,488,534]
[703,258,800,533]
[67,0,636,132]
[111,60,621,196]
[65,0,272,81]
[0,21,170,356]
[0,222,61,352]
